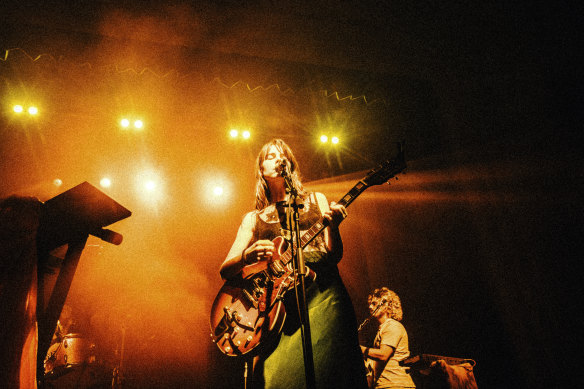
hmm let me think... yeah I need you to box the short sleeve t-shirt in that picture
[373,319,416,388]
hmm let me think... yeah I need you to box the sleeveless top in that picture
[251,194,368,389]
[252,194,326,251]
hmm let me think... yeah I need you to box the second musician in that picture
[361,287,416,389]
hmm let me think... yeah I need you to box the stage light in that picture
[200,173,232,207]
[120,117,144,130]
[134,169,165,205]
[331,136,339,144]
[53,178,63,187]
[100,177,112,188]
[11,104,39,115]
[228,128,251,140]
[320,135,328,143]
[213,186,224,196]
[144,180,156,191]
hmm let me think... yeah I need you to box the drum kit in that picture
[41,305,130,388]
[43,333,95,377]
[42,331,121,388]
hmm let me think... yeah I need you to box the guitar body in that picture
[210,143,406,357]
[210,278,286,356]
[210,236,315,356]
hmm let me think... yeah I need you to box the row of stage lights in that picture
[120,118,144,130]
[320,135,340,144]
[52,174,230,208]
[119,123,342,144]
[11,104,145,129]
[230,128,341,144]
[10,105,342,144]
[13,105,39,115]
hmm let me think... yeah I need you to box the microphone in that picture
[278,158,291,176]
[358,297,389,331]
[91,228,123,245]
[373,298,387,312]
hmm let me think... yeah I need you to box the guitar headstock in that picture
[363,142,406,186]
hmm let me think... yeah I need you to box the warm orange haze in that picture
[1,1,581,388]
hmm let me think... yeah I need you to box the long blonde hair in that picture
[368,287,404,322]
[253,139,306,210]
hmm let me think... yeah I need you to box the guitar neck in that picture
[279,144,405,266]
[299,180,370,249]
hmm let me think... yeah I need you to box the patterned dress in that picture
[251,194,368,389]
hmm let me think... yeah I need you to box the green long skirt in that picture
[255,252,368,389]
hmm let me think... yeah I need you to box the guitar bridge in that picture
[241,272,273,310]
[242,288,258,308]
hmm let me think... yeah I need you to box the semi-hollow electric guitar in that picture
[210,144,406,357]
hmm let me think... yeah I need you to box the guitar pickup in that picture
[268,261,285,276]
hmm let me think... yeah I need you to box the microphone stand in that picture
[357,299,386,332]
[281,166,316,389]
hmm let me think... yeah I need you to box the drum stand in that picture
[37,237,89,388]
[111,325,126,389]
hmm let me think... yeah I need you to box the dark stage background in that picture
[1,1,581,388]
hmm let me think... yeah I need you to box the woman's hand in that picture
[242,239,275,265]
[324,201,348,230]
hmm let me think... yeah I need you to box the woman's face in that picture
[261,144,286,179]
